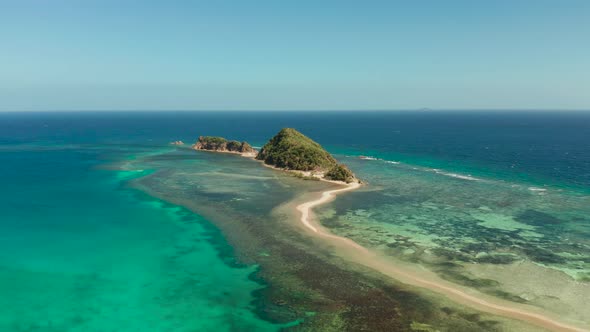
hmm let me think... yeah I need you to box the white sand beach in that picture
[294,183,589,332]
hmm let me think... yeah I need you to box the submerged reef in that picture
[130,152,511,331]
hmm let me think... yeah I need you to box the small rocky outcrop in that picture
[193,136,255,153]
[170,140,184,145]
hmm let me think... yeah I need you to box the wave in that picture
[358,155,480,181]
[430,169,481,181]
[359,156,400,164]
[353,156,566,194]
[528,187,548,194]
[359,156,379,161]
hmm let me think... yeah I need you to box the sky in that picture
[0,0,589,111]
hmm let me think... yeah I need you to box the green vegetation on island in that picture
[256,128,357,183]
[325,164,355,183]
[192,129,357,183]
[193,136,254,153]
[256,128,336,170]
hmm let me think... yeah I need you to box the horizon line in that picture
[1,108,590,113]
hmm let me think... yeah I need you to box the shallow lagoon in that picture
[2,111,589,331]
[0,145,281,331]
[127,147,548,331]
[318,155,590,324]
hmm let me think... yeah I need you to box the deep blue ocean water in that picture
[1,111,589,330]
[2,111,589,190]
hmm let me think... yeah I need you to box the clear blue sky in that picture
[1,0,589,111]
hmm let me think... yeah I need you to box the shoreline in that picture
[295,183,588,332]
[295,182,368,251]
[188,146,258,158]
[191,146,587,331]
[258,160,358,186]
[196,146,358,186]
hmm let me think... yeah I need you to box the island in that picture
[191,128,361,241]
[192,128,358,184]
[257,128,357,183]
[193,136,256,157]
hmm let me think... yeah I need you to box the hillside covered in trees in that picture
[193,136,254,154]
[256,128,356,183]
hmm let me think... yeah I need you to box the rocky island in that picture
[257,128,357,183]
[193,136,256,157]
[192,128,358,184]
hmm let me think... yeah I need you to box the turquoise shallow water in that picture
[1,111,589,330]
[0,145,280,331]
[317,154,590,324]
[324,153,590,273]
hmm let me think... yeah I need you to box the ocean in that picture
[1,111,589,331]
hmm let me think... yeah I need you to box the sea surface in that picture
[1,111,589,331]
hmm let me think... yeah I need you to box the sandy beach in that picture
[295,183,589,332]
[192,144,588,331]
[295,181,369,252]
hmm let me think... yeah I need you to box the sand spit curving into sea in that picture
[294,183,589,332]
[296,182,367,252]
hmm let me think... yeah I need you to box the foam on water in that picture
[429,168,481,181]
[358,155,482,181]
